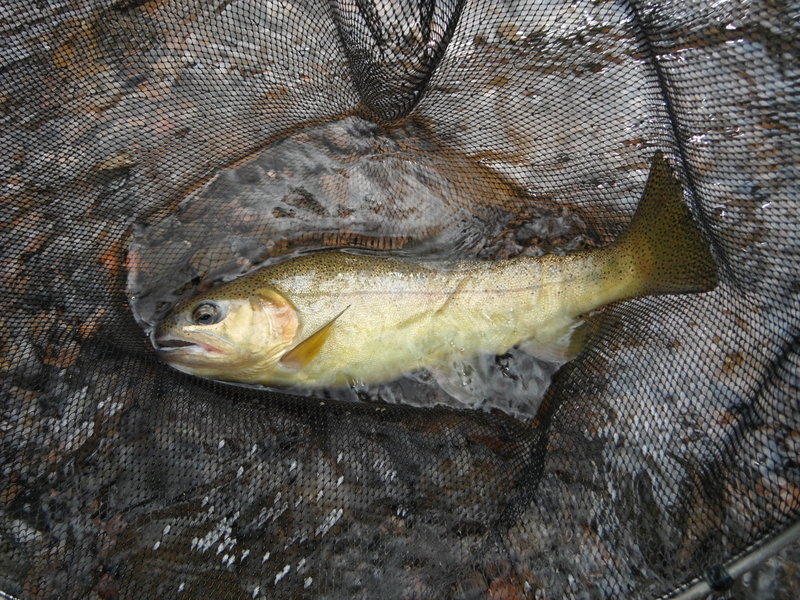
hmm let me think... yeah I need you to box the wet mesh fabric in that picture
[1,0,798,598]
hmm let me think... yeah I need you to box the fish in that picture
[154,152,717,388]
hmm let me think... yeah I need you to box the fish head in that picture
[154,287,299,381]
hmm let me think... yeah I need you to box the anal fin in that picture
[518,319,588,364]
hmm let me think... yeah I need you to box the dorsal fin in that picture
[279,306,349,370]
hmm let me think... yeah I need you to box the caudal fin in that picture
[615,152,717,296]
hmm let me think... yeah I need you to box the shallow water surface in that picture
[127,116,600,419]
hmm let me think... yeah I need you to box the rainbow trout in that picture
[155,153,717,387]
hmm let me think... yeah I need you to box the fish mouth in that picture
[156,336,220,354]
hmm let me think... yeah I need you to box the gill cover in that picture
[252,287,299,353]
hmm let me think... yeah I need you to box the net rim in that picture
[663,520,800,600]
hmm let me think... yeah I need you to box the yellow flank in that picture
[154,152,717,388]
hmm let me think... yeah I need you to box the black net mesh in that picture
[1,0,798,598]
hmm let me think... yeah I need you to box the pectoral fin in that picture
[279,306,349,370]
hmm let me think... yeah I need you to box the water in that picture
[127,116,598,420]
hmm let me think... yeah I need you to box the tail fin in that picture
[615,152,717,296]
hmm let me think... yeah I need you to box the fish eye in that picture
[191,301,223,325]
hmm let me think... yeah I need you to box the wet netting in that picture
[2,0,798,598]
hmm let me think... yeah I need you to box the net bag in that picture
[1,0,798,598]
